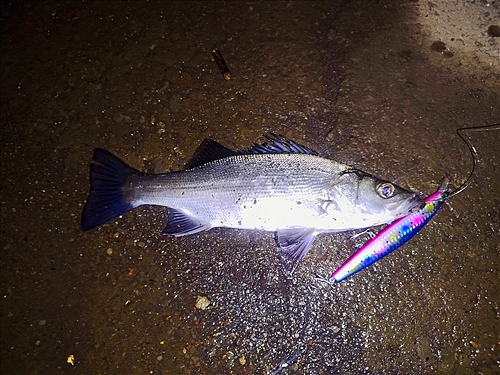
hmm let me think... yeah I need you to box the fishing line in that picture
[445,123,500,199]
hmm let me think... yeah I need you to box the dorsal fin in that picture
[185,134,319,169]
[185,139,238,169]
[245,133,319,156]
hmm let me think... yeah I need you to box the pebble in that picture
[195,295,210,310]
[487,25,500,37]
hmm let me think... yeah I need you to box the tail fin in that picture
[81,148,140,231]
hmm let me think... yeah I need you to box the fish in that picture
[81,135,423,272]
[330,178,450,282]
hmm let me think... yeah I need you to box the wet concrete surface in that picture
[1,1,499,374]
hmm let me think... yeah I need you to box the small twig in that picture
[212,48,231,80]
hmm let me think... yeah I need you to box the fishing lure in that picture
[329,123,500,283]
[330,179,449,282]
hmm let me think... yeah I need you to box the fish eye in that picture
[376,182,395,198]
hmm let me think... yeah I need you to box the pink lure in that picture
[330,179,450,283]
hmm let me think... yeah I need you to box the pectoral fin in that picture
[275,228,317,273]
[163,208,211,236]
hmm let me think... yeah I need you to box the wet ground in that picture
[1,1,499,374]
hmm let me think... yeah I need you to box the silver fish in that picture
[81,135,422,271]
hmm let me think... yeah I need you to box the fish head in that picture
[355,170,422,224]
[329,170,423,229]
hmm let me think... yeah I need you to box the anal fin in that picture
[163,208,211,236]
[275,228,318,273]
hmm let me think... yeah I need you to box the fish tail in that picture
[81,148,140,231]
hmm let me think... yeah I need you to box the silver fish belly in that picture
[82,136,422,272]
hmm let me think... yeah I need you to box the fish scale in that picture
[130,153,345,230]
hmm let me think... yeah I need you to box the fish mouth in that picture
[407,194,425,213]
